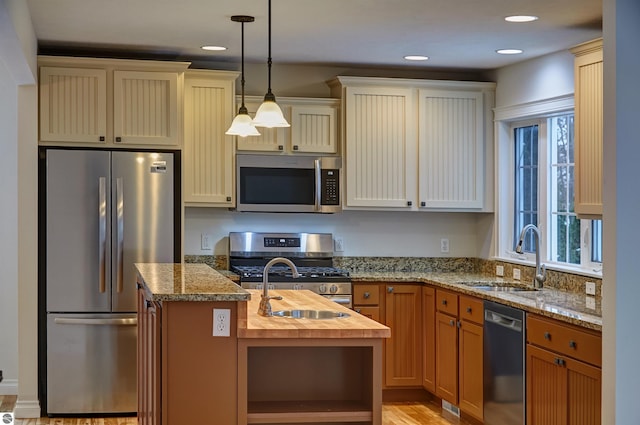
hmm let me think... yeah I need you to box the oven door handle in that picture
[329,297,352,305]
[314,158,322,212]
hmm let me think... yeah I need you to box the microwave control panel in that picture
[321,169,340,205]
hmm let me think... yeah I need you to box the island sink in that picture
[460,281,539,292]
[272,309,351,319]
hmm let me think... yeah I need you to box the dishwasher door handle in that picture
[485,309,523,332]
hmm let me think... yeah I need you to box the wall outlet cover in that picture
[213,308,231,337]
[334,237,344,252]
[496,265,504,276]
[440,238,450,253]
[585,281,596,296]
[585,296,596,310]
[513,268,521,280]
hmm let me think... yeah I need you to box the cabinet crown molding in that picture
[38,55,191,72]
[327,76,496,91]
[570,38,603,57]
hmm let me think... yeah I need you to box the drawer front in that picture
[354,284,380,305]
[527,315,601,367]
[436,289,458,316]
[354,306,381,323]
[459,295,483,325]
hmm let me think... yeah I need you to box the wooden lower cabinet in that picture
[384,284,423,387]
[435,310,458,402]
[353,283,382,323]
[527,315,602,425]
[458,319,483,421]
[137,286,161,425]
[422,286,436,393]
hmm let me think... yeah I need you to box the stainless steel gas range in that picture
[229,232,352,308]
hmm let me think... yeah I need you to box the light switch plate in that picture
[496,265,504,277]
[585,281,596,296]
[585,296,596,310]
[513,268,521,280]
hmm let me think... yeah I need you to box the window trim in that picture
[494,94,603,278]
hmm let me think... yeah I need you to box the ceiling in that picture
[26,0,602,71]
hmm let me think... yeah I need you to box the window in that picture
[511,114,602,272]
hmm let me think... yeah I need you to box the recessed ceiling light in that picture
[505,15,539,23]
[497,49,524,55]
[201,45,227,51]
[404,55,429,61]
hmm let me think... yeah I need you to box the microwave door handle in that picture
[314,159,321,212]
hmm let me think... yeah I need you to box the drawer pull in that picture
[363,292,371,299]
[442,299,448,306]
[544,332,551,340]
[466,307,472,313]
[387,286,394,293]
[569,340,577,349]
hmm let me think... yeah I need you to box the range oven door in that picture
[236,154,341,213]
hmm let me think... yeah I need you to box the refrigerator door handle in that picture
[54,317,138,326]
[98,177,107,293]
[116,177,124,293]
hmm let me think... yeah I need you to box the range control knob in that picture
[319,284,328,293]
[293,284,302,290]
[330,284,339,294]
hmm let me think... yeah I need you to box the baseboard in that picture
[382,387,432,402]
[12,399,41,419]
[0,380,18,396]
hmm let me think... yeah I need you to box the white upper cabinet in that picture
[330,76,494,212]
[571,39,603,219]
[38,56,189,148]
[418,89,484,209]
[183,70,238,207]
[343,85,417,208]
[236,96,339,154]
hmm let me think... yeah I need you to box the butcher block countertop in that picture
[135,263,250,302]
[238,289,391,339]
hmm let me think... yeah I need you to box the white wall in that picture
[185,208,483,258]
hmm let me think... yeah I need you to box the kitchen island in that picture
[135,263,390,425]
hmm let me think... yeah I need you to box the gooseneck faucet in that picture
[515,224,547,289]
[258,257,300,316]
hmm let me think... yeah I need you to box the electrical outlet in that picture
[201,233,212,250]
[440,238,450,253]
[213,308,230,337]
[585,281,596,296]
[585,296,596,310]
[334,237,344,252]
[496,265,504,277]
[513,268,521,280]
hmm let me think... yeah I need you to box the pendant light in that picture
[252,0,290,128]
[226,15,261,137]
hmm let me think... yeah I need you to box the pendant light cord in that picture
[265,0,275,101]
[239,20,247,113]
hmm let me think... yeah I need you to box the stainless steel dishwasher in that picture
[483,300,525,425]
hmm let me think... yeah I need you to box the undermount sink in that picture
[271,309,351,319]
[460,281,539,292]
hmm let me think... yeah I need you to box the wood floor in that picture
[2,395,473,425]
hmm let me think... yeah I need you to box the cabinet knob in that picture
[355,308,361,314]
[136,282,142,290]
[293,145,299,151]
[442,299,448,306]
[99,136,105,142]
[420,201,426,207]
[554,357,566,367]
[278,145,284,151]
[449,319,455,326]
[569,340,577,349]
[115,136,122,143]
[466,307,472,313]
[407,201,413,207]
[226,196,232,202]
[387,286,394,293]
[544,332,551,340]
[363,292,371,299]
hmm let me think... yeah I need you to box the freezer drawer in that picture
[47,313,137,414]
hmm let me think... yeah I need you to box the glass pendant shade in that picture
[252,98,290,128]
[226,110,261,137]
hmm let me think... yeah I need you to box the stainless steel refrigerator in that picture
[44,148,178,415]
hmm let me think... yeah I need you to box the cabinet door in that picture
[235,101,288,152]
[435,311,458,404]
[384,284,422,387]
[566,356,601,425]
[39,67,107,144]
[183,76,236,206]
[344,86,417,208]
[458,320,483,421]
[113,70,180,146]
[573,41,603,218]
[290,105,337,153]
[527,344,566,425]
[422,286,436,393]
[418,89,484,209]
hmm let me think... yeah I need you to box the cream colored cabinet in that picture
[38,56,189,148]
[183,70,238,206]
[236,96,339,154]
[571,38,603,218]
[329,76,494,211]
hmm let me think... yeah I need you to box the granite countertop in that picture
[135,263,250,302]
[238,289,390,339]
[352,272,602,331]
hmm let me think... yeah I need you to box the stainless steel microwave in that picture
[236,154,341,213]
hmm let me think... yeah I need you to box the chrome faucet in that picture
[257,257,300,317]
[515,224,547,289]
